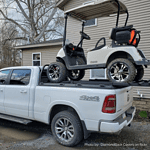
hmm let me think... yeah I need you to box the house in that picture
[15,38,63,66]
[16,0,150,111]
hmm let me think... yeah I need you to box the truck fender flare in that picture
[46,100,84,124]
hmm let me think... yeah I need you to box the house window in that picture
[84,18,97,27]
[32,53,41,66]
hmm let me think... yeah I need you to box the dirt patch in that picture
[133,109,150,122]
[0,126,40,142]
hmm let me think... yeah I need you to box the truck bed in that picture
[39,79,150,89]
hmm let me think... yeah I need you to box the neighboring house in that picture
[16,0,150,108]
[15,38,63,67]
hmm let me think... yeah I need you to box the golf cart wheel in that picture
[51,111,83,147]
[134,65,144,81]
[68,56,85,81]
[47,62,67,83]
[107,58,136,83]
[68,70,85,81]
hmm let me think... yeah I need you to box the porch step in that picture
[0,113,32,125]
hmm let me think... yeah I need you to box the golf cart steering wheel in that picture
[80,31,91,40]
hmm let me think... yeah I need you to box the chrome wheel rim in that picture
[55,118,74,142]
[48,65,60,81]
[109,62,130,82]
[70,70,80,79]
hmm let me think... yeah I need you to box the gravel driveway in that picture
[0,113,150,150]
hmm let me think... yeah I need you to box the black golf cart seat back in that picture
[109,25,141,47]
[65,43,85,57]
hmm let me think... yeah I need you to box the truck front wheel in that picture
[51,111,83,146]
[107,58,136,83]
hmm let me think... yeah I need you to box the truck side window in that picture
[9,69,31,85]
[0,70,10,84]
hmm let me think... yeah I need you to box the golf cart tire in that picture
[107,58,136,83]
[51,110,83,147]
[47,62,67,83]
[134,65,144,82]
[68,70,85,81]
[68,56,85,81]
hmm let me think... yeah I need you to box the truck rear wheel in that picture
[51,111,83,147]
[47,62,67,83]
[107,58,136,83]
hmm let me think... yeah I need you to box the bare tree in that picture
[0,0,64,44]
[0,22,21,68]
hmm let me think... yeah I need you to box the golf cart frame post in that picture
[63,0,129,47]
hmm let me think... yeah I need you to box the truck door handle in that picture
[0,89,3,92]
[20,90,27,93]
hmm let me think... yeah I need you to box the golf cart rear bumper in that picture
[135,59,150,66]
[99,106,136,133]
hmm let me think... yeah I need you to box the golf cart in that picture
[47,0,150,83]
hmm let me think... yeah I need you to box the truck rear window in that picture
[9,69,31,85]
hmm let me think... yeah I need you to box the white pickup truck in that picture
[0,66,136,146]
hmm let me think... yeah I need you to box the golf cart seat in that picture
[109,25,133,44]
[87,37,106,52]
[109,25,141,47]
[65,43,84,57]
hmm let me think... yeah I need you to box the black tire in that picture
[68,70,85,81]
[47,62,67,83]
[106,58,136,83]
[51,111,83,147]
[56,58,69,81]
[68,56,85,81]
[134,65,144,81]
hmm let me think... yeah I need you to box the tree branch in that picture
[3,37,28,45]
[34,7,57,42]
[0,9,30,35]
[15,0,30,22]
[36,6,54,24]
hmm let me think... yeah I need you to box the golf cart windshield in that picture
[65,0,127,20]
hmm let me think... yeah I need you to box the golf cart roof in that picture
[65,0,127,21]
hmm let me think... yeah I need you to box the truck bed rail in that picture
[112,80,150,88]
[39,80,150,89]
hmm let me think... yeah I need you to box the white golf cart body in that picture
[87,46,143,65]
[57,45,144,66]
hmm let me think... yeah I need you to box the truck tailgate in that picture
[115,86,133,113]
